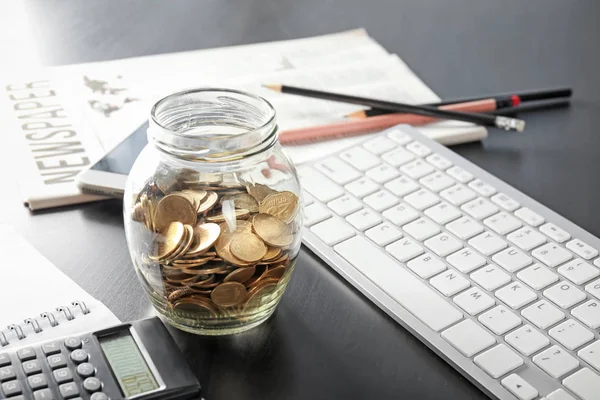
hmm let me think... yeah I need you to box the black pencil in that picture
[264,84,525,132]
[487,98,570,116]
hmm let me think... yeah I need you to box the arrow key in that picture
[501,374,538,400]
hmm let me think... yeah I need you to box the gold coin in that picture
[205,209,250,223]
[266,265,286,280]
[221,193,259,213]
[183,264,234,275]
[173,296,218,315]
[188,274,215,287]
[167,224,195,261]
[197,191,218,214]
[214,233,254,267]
[153,222,186,260]
[167,287,195,303]
[259,191,299,224]
[185,223,221,256]
[211,282,247,307]
[229,233,267,262]
[223,266,256,283]
[154,194,197,232]
[262,247,281,261]
[182,189,207,207]
[244,265,269,288]
[247,183,276,203]
[252,214,293,247]
[244,281,277,310]
[219,220,253,234]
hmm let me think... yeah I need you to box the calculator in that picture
[0,317,201,400]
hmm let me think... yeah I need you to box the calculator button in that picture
[70,349,88,364]
[91,393,109,400]
[17,347,36,361]
[53,367,73,384]
[76,362,95,378]
[0,353,10,367]
[83,377,102,393]
[34,388,55,400]
[28,374,48,390]
[64,337,82,351]
[41,342,61,356]
[22,360,42,375]
[0,366,16,382]
[2,380,22,396]
[59,382,80,399]
[47,354,67,369]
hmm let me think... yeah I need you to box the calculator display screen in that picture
[99,332,159,397]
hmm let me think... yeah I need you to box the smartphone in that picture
[76,122,148,198]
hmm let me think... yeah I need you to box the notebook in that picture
[0,225,120,350]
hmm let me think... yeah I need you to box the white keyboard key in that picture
[483,212,522,235]
[491,193,520,212]
[363,136,396,155]
[311,218,355,246]
[521,300,565,329]
[387,128,412,145]
[303,192,314,205]
[419,171,455,192]
[558,258,600,285]
[424,233,462,257]
[345,177,379,198]
[365,223,403,247]
[546,388,576,400]
[364,190,399,212]
[461,198,499,220]
[468,179,497,197]
[496,282,537,309]
[403,218,440,241]
[544,281,586,309]
[515,207,545,227]
[454,287,495,315]
[384,175,419,197]
[566,239,599,260]
[578,341,600,371]
[533,345,579,378]
[304,203,331,226]
[508,226,547,251]
[404,189,440,210]
[335,236,462,331]
[479,305,522,335]
[424,202,461,225]
[425,153,452,170]
[442,319,495,357]
[585,278,600,300]
[572,299,600,329]
[446,166,474,183]
[446,217,485,240]
[540,223,571,243]
[382,203,419,226]
[298,167,345,202]
[381,147,415,167]
[506,324,550,356]
[400,159,435,179]
[447,248,486,274]
[366,164,399,184]
[532,242,573,268]
[327,194,363,217]
[471,265,511,291]
[474,344,523,379]
[549,319,594,350]
[440,184,477,206]
[406,253,446,279]
[339,146,381,171]
[386,237,424,263]
[518,264,559,290]
[468,231,508,256]
[430,269,471,297]
[314,157,361,185]
[406,141,431,157]
[563,368,600,400]
[346,208,382,231]
[501,374,538,400]
[493,247,533,272]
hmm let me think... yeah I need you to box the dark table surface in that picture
[2,1,600,399]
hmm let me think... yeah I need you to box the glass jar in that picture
[123,88,303,335]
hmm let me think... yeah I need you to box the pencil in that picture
[347,87,572,118]
[264,84,525,132]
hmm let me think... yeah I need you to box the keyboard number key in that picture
[468,179,496,197]
[491,193,520,211]
[558,258,600,285]
[566,239,599,260]
[365,223,403,247]
[532,242,573,268]
[440,184,477,206]
[425,153,452,169]
[406,141,431,157]
[446,166,474,183]
[507,227,546,251]
[515,207,545,227]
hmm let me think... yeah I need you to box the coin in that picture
[181,189,207,208]
[168,287,195,303]
[259,191,299,224]
[205,209,250,223]
[229,233,267,262]
[186,223,221,256]
[266,265,286,280]
[262,246,281,261]
[211,282,247,307]
[223,266,256,283]
[214,233,254,266]
[153,222,186,260]
[167,224,195,261]
[244,281,277,310]
[252,213,293,247]
[219,220,253,234]
[247,183,276,203]
[183,264,234,275]
[154,194,197,232]
[221,193,259,213]
[197,191,218,214]
[173,296,218,315]
[244,265,269,288]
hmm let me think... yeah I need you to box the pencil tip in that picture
[262,84,282,92]
[345,110,367,118]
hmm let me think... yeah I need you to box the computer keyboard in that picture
[299,125,600,400]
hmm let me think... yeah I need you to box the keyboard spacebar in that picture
[334,236,463,332]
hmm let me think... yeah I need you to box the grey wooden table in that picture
[1,1,599,399]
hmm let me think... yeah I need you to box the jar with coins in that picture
[123,89,303,335]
